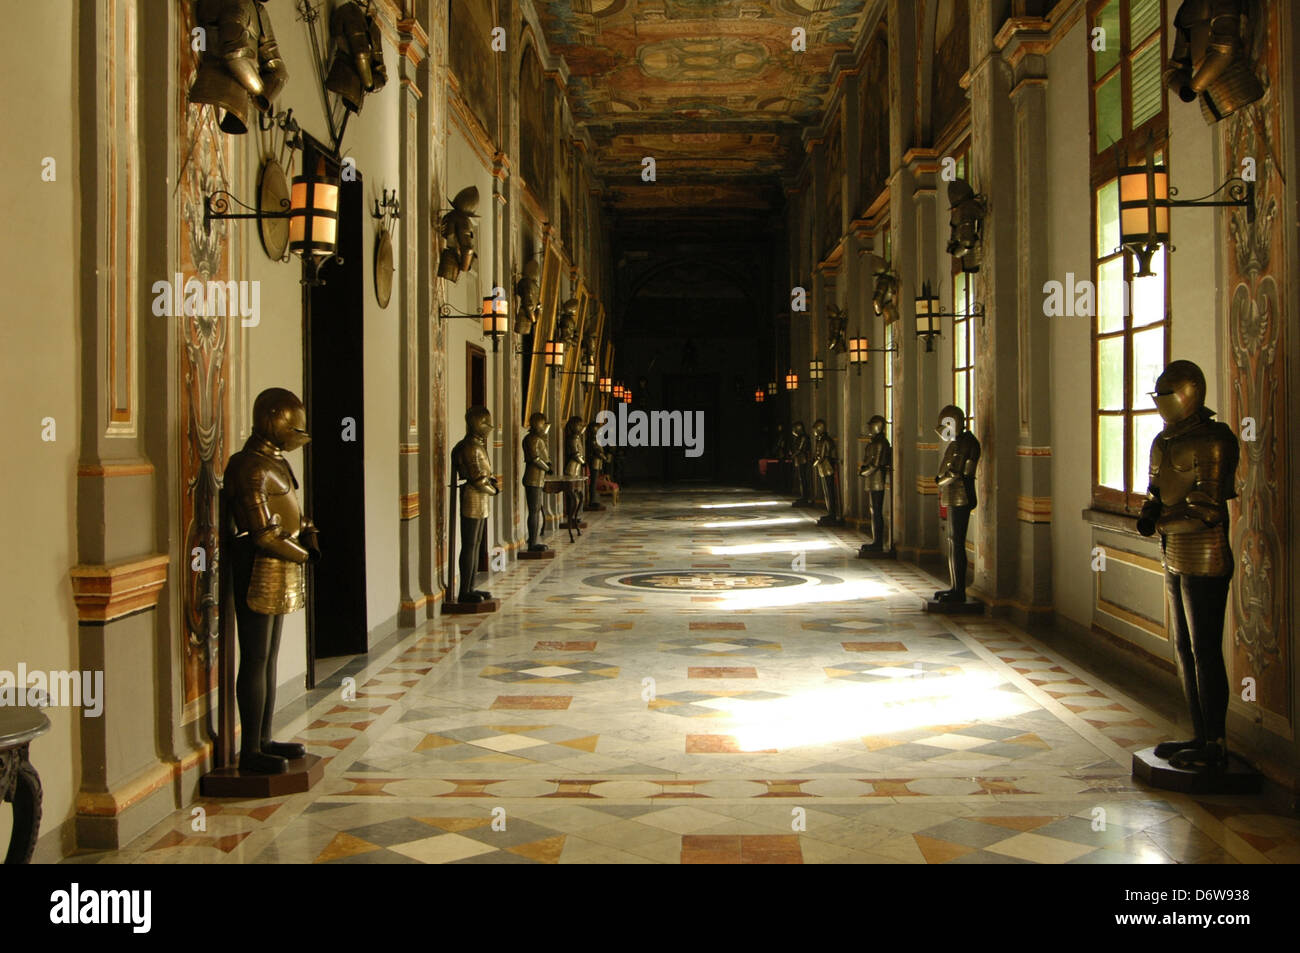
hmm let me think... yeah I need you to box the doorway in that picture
[302,136,369,681]
[467,343,488,571]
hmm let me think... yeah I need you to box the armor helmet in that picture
[253,387,310,451]
[1151,359,1206,425]
[528,412,549,436]
[792,421,805,436]
[867,414,886,436]
[466,405,493,438]
[523,258,540,278]
[812,419,826,437]
[450,186,480,217]
[565,416,585,437]
[936,404,966,439]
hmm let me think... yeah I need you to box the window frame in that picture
[1086,0,1171,514]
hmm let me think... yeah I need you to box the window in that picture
[883,322,895,450]
[952,270,976,436]
[1088,0,1169,512]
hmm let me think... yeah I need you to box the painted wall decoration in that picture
[519,43,551,207]
[1224,0,1290,728]
[930,0,970,141]
[859,28,890,209]
[449,0,498,141]
[822,116,844,258]
[177,0,233,716]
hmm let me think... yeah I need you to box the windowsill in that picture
[1080,507,1147,538]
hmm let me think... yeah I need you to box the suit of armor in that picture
[563,417,587,528]
[1166,0,1264,123]
[859,414,891,550]
[946,179,987,273]
[522,413,551,552]
[451,407,498,602]
[934,405,980,602]
[439,187,478,281]
[790,421,812,504]
[1137,361,1238,771]
[325,0,388,114]
[558,299,581,346]
[586,423,609,506]
[221,388,315,774]
[812,420,843,524]
[189,0,288,135]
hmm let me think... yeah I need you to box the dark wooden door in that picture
[303,139,368,671]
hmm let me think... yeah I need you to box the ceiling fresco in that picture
[534,0,872,187]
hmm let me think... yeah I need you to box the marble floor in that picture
[71,487,1300,864]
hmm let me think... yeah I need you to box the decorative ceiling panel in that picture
[535,0,872,189]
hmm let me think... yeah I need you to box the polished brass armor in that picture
[790,422,810,466]
[586,423,609,473]
[935,405,980,509]
[189,0,288,135]
[438,186,479,281]
[325,0,388,113]
[558,299,581,346]
[564,417,586,477]
[859,414,890,492]
[522,413,551,488]
[1137,362,1238,576]
[812,419,836,478]
[827,307,848,354]
[1167,0,1264,123]
[946,179,987,273]
[515,258,542,334]
[452,407,498,519]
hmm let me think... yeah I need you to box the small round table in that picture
[1,708,50,864]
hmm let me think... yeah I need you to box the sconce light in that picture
[785,370,799,391]
[439,285,510,352]
[809,359,825,388]
[754,388,765,404]
[767,381,777,397]
[1118,140,1253,278]
[846,335,897,374]
[581,359,597,387]
[599,377,612,394]
[544,338,566,376]
[913,279,982,352]
[623,389,633,404]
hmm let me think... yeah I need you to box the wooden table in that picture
[544,474,587,543]
[1,707,50,864]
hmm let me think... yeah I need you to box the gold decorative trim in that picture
[1017,494,1052,523]
[69,554,169,623]
[76,760,172,818]
[446,79,496,169]
[916,477,938,495]
[1016,445,1052,457]
[400,594,431,612]
[399,492,420,520]
[915,442,939,451]
[993,1,1086,69]
[399,443,419,455]
[77,461,154,478]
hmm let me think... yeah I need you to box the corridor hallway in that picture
[76,489,1299,865]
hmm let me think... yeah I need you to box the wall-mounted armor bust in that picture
[558,298,581,346]
[438,186,479,282]
[934,404,980,602]
[1166,0,1264,123]
[872,270,899,325]
[451,406,499,602]
[522,412,551,552]
[325,0,388,114]
[514,258,542,335]
[946,179,987,273]
[189,0,288,135]
[827,306,848,354]
[1137,360,1238,772]
[221,388,316,774]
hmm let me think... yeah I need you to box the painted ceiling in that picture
[534,0,872,190]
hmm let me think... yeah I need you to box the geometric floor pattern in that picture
[67,487,1300,864]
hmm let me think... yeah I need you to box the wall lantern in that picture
[767,381,777,397]
[785,370,799,391]
[809,359,825,388]
[599,377,612,394]
[846,335,897,374]
[754,388,765,404]
[1118,141,1254,278]
[205,156,341,285]
[623,389,633,404]
[581,359,597,386]
[544,338,566,375]
[439,286,509,352]
[913,279,982,352]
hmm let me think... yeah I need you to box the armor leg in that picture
[867,489,885,548]
[233,599,288,774]
[1163,572,1231,768]
[458,516,486,601]
[256,614,305,760]
[526,486,546,551]
[939,506,971,601]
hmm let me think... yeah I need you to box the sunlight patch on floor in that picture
[714,578,893,610]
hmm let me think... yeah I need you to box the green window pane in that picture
[955,319,968,369]
[1096,179,1120,258]
[1099,415,1124,490]
[1093,0,1122,76]
[1131,324,1165,407]
[1097,256,1125,333]
[1129,0,1161,45]
[1132,412,1164,493]
[1131,41,1164,128]
[1098,336,1124,410]
[1095,74,1122,152]
[1131,247,1165,326]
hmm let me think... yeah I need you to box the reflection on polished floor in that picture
[72,489,1300,864]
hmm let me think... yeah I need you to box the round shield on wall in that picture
[257,158,291,262]
[374,229,395,308]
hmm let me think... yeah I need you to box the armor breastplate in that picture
[564,436,585,477]
[454,437,494,519]
[937,432,979,509]
[223,438,306,614]
[523,434,549,488]
[792,435,810,465]
[862,435,890,492]
[814,435,837,478]
[1149,414,1237,576]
